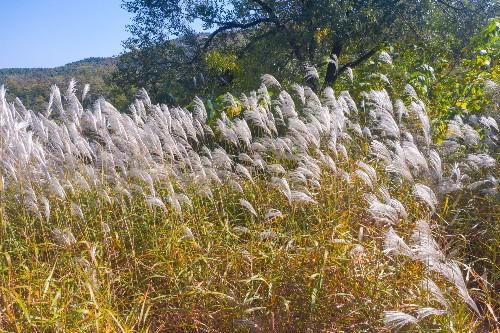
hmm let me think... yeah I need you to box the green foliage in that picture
[116,0,497,104]
[410,18,499,138]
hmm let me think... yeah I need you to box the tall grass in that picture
[0,68,498,331]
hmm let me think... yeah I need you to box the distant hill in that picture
[0,57,119,112]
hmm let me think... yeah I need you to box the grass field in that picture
[0,74,498,331]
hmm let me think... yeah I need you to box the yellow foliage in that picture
[491,63,500,80]
[314,27,330,44]
[204,51,239,74]
[226,103,242,118]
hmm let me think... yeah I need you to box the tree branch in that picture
[339,46,380,73]
[251,0,281,26]
[202,18,274,51]
[324,45,380,86]
[434,0,464,11]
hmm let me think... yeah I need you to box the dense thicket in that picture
[114,0,498,104]
[0,49,498,330]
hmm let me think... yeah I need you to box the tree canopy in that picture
[115,0,498,104]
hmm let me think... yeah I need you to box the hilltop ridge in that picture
[0,57,118,111]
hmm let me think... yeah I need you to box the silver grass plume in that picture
[420,278,449,309]
[415,307,447,319]
[413,183,438,213]
[260,74,281,89]
[264,208,282,221]
[304,65,320,82]
[366,195,399,225]
[239,199,257,217]
[428,150,443,182]
[70,202,85,221]
[383,311,418,331]
[51,228,77,247]
[290,190,317,205]
[378,51,393,65]
[82,84,90,101]
[145,196,167,212]
[383,227,413,258]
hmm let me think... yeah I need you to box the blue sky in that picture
[0,0,132,68]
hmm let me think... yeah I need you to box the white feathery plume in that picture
[337,144,349,162]
[409,100,431,147]
[462,124,480,146]
[235,164,253,182]
[420,278,449,309]
[192,96,207,122]
[377,187,408,220]
[464,153,496,171]
[378,51,393,65]
[431,260,480,315]
[413,183,438,213]
[389,198,408,220]
[353,169,373,189]
[304,65,319,82]
[467,176,497,193]
[51,228,77,247]
[364,89,400,139]
[404,84,418,99]
[292,84,305,105]
[345,67,354,83]
[145,196,167,212]
[428,150,443,182]
[264,208,283,221]
[50,85,64,116]
[136,88,152,108]
[212,148,233,170]
[415,307,447,319]
[446,119,463,140]
[339,91,358,115]
[233,226,250,235]
[258,230,279,241]
[479,116,498,131]
[66,78,77,98]
[70,202,85,221]
[411,220,444,261]
[260,74,281,89]
[82,84,90,101]
[182,226,195,241]
[290,190,317,205]
[411,221,480,314]
[369,140,392,164]
[394,99,408,124]
[40,196,51,221]
[267,163,286,176]
[383,227,413,258]
[49,177,66,200]
[271,177,291,203]
[440,139,461,154]
[227,179,244,193]
[366,195,399,225]
[356,161,377,184]
[401,141,428,175]
[386,153,413,183]
[383,311,418,331]
[239,199,257,217]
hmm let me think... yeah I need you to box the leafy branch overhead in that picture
[118,0,497,101]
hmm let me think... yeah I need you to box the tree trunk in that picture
[324,42,343,86]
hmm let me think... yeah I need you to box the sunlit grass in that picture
[0,71,497,331]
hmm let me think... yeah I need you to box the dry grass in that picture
[0,73,498,332]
